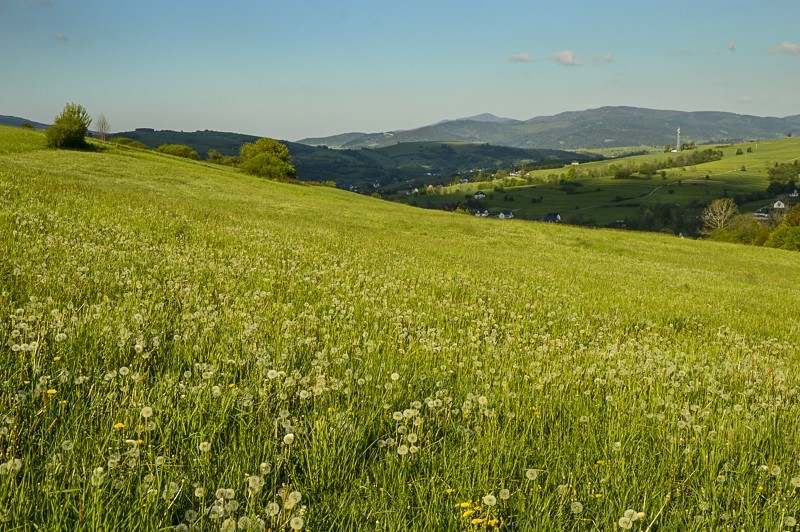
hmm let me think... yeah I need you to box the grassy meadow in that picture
[2,125,800,530]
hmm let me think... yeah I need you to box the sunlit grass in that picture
[1,126,800,530]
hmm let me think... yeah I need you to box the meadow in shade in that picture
[1,125,800,530]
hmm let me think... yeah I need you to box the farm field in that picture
[398,138,800,229]
[1,125,800,530]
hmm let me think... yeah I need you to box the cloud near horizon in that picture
[508,52,534,63]
[551,50,612,66]
[551,50,581,66]
[727,40,736,52]
[52,32,67,41]
[768,41,800,55]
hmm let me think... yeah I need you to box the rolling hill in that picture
[298,106,800,150]
[107,128,600,191]
[1,124,800,529]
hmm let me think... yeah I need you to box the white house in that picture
[790,189,799,198]
[774,200,786,210]
[498,211,514,219]
[474,191,486,200]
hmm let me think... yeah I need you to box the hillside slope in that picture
[1,126,799,530]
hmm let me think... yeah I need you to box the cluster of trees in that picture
[701,198,800,250]
[767,161,799,195]
[207,138,297,181]
[45,103,297,182]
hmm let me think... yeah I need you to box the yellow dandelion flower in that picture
[488,519,499,526]
[459,502,472,508]
[58,400,67,405]
[113,422,125,429]
[462,510,475,518]
[471,518,485,525]
[445,488,455,494]
[53,356,61,361]
[46,389,57,395]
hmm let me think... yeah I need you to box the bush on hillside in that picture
[46,103,92,149]
[765,204,800,251]
[110,137,150,150]
[239,138,297,181]
[155,144,199,160]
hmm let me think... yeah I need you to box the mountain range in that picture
[298,106,800,150]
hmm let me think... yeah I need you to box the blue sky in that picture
[1,0,799,140]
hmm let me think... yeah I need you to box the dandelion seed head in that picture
[570,501,583,514]
[140,406,153,418]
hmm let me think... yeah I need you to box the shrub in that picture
[238,138,296,181]
[110,137,149,150]
[155,144,199,160]
[46,103,92,149]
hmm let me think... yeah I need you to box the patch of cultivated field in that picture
[1,126,799,530]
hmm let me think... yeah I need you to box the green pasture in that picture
[406,138,800,227]
[1,125,800,530]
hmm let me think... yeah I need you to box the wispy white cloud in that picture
[768,41,800,55]
[727,40,736,52]
[551,50,612,66]
[52,32,68,41]
[508,52,534,63]
[551,50,581,66]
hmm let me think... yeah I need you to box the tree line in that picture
[43,103,296,181]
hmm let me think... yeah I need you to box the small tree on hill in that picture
[95,113,110,141]
[238,138,297,181]
[46,103,92,149]
[700,198,738,236]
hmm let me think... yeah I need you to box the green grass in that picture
[1,125,800,530]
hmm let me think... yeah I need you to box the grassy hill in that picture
[111,128,598,191]
[392,137,800,233]
[1,125,800,530]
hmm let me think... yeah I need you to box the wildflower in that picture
[499,488,510,500]
[488,518,499,526]
[791,476,800,488]
[140,406,153,418]
[525,469,538,480]
[397,444,409,456]
[220,517,236,532]
[194,487,205,498]
[570,501,583,514]
[786,516,797,527]
[613,441,622,452]
[46,389,57,395]
[471,518,485,525]
[113,422,125,430]
[247,475,264,494]
[266,502,280,516]
[392,411,403,421]
[283,433,295,445]
[482,494,497,506]
[289,516,304,530]
[459,502,472,509]
[285,491,302,508]
[390,372,400,381]
[198,441,211,452]
[61,440,74,451]
[618,516,633,529]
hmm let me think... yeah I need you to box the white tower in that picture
[677,128,681,151]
